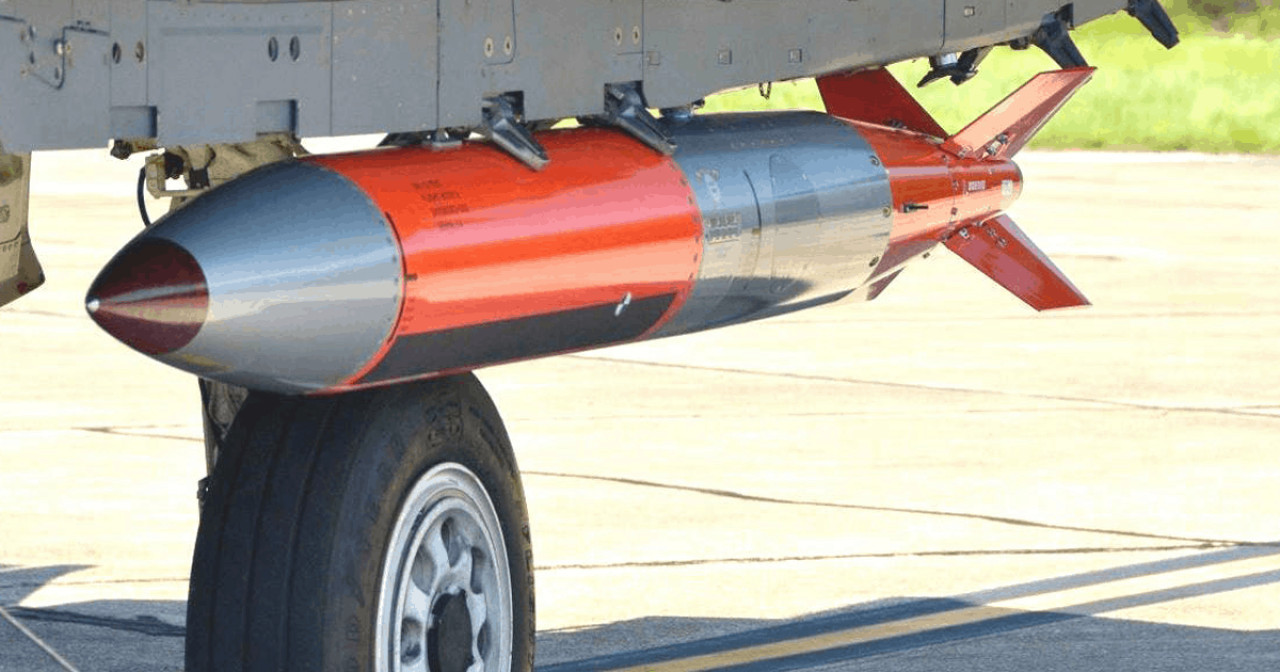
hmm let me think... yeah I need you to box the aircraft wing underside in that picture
[0,0,1163,153]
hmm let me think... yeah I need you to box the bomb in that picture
[87,68,1092,395]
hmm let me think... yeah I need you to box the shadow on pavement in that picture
[0,565,88,607]
[538,544,1280,671]
[3,545,1279,671]
[0,565,183,672]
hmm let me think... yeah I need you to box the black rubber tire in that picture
[186,374,535,672]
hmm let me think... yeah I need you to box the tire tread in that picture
[186,375,533,672]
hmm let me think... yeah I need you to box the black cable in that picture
[136,165,152,228]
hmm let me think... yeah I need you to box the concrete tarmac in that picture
[1,149,1277,671]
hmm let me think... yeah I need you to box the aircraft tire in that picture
[185,373,535,672]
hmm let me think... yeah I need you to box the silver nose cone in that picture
[108,161,403,394]
[86,238,209,356]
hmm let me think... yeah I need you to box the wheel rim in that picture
[377,463,513,672]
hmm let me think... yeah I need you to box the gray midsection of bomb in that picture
[146,161,401,394]
[656,112,892,337]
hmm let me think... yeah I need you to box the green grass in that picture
[702,10,1280,153]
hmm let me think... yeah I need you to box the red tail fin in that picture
[942,67,1095,160]
[944,215,1089,311]
[817,67,948,138]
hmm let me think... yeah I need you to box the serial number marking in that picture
[704,211,743,243]
[431,204,471,217]
[413,179,473,226]
[419,191,462,203]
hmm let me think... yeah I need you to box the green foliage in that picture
[1096,0,1280,37]
[1167,0,1280,37]
[703,8,1280,154]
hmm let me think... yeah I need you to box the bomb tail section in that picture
[942,68,1096,160]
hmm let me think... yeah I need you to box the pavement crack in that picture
[524,470,1260,547]
[565,355,1280,422]
[0,577,188,591]
[76,426,201,443]
[535,543,1246,571]
[506,407,1132,423]
[0,308,81,320]
[770,309,1280,324]
[3,606,183,638]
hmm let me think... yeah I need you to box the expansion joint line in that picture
[524,470,1263,547]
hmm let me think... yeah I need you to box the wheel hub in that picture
[428,592,474,672]
[377,463,513,672]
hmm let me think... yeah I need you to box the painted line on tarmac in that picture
[0,605,81,672]
[541,544,1280,672]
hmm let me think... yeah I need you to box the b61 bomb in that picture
[87,68,1092,394]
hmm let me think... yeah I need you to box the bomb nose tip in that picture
[86,238,209,356]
